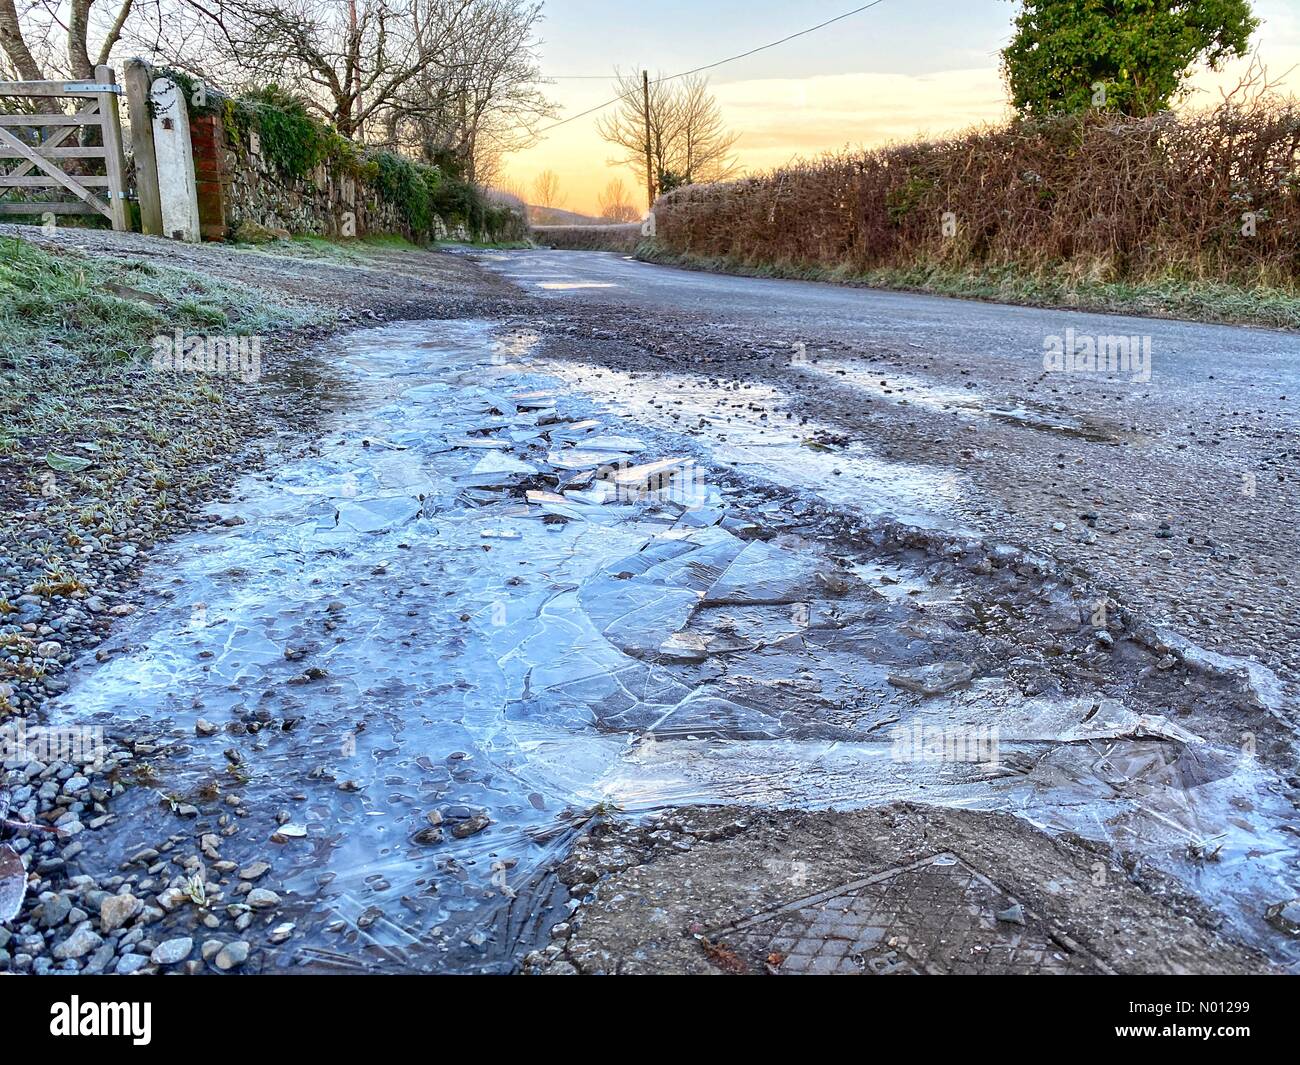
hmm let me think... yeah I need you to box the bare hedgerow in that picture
[652,93,1300,289]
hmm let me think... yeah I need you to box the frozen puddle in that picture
[797,360,984,415]
[45,321,1300,972]
[538,362,978,533]
[798,358,1124,442]
[474,254,620,295]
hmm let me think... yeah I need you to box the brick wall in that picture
[189,114,231,242]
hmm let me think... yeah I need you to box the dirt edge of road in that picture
[524,804,1277,975]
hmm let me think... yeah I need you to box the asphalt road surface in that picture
[477,248,1300,701]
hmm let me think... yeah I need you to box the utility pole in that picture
[642,69,654,211]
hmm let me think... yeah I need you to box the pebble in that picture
[38,894,73,929]
[99,892,142,933]
[239,861,271,881]
[214,940,251,970]
[115,953,150,975]
[451,813,492,839]
[268,922,295,944]
[247,888,281,909]
[996,903,1026,926]
[150,936,194,965]
[51,923,102,960]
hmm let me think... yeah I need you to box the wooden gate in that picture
[0,64,129,231]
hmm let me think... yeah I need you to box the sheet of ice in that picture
[40,320,1300,973]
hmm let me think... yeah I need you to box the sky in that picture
[503,0,1300,216]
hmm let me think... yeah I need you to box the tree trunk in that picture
[68,0,96,80]
[0,0,45,81]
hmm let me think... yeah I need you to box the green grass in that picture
[0,236,324,460]
[856,263,1300,330]
[362,233,421,250]
[230,232,428,265]
[639,244,1300,331]
[0,236,315,366]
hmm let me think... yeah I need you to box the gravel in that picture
[1,233,514,977]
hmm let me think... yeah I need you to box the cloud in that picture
[715,68,1011,170]
[505,25,1300,215]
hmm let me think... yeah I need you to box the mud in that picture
[526,804,1277,975]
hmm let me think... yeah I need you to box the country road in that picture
[487,245,1300,396]
[474,248,1300,692]
[4,231,1298,976]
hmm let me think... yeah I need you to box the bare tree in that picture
[139,0,551,177]
[1,0,553,197]
[531,168,562,208]
[158,0,426,138]
[596,70,739,202]
[672,74,739,187]
[0,0,45,81]
[495,177,529,204]
[597,177,637,222]
[381,0,551,182]
[70,0,136,77]
[0,0,135,81]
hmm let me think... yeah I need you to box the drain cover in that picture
[708,852,1109,975]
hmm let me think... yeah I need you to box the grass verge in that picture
[0,235,325,543]
[231,233,532,266]
[0,235,315,365]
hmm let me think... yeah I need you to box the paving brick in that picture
[708,852,1104,975]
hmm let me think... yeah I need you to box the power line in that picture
[667,0,889,80]
[533,0,888,135]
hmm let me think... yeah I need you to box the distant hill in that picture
[527,205,606,226]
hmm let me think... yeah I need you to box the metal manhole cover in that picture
[708,852,1110,975]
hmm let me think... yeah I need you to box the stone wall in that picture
[188,111,471,244]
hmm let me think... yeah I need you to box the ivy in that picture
[143,67,510,240]
[1002,0,1259,117]
[372,151,439,232]
[234,86,330,179]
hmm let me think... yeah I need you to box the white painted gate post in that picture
[150,77,201,242]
